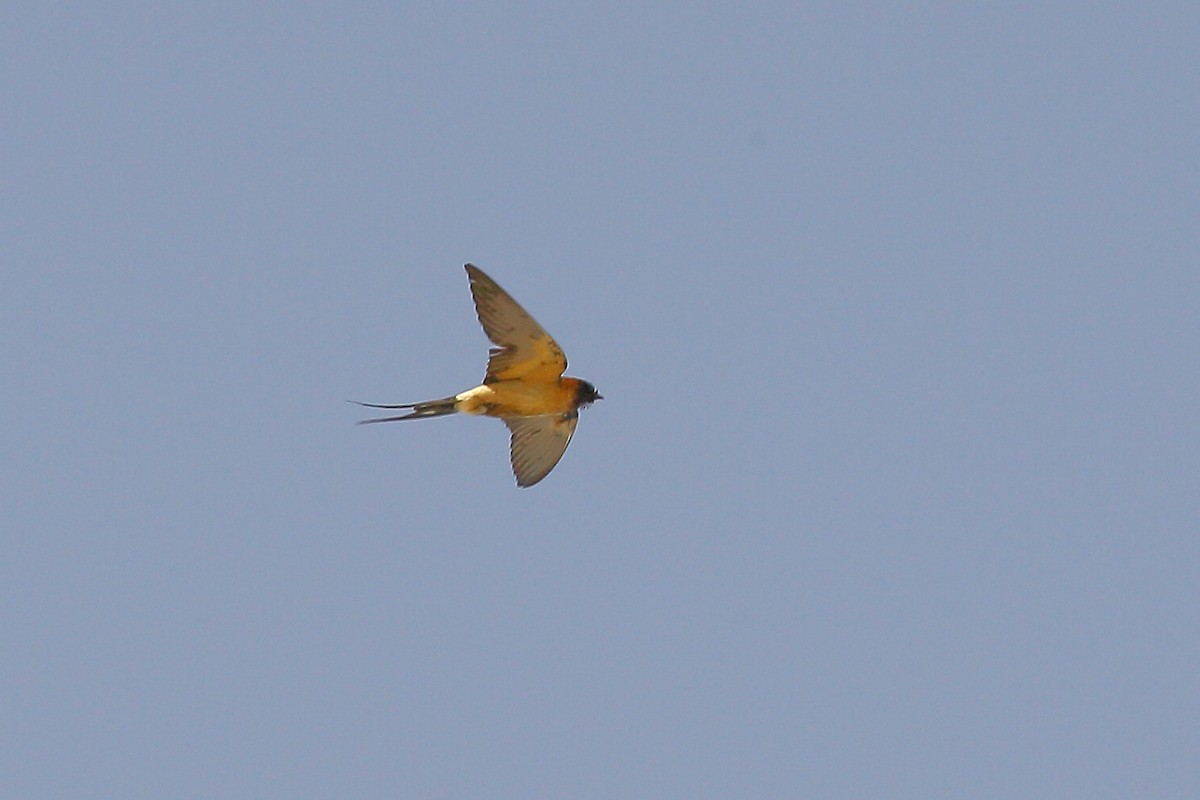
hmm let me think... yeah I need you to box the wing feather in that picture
[466,264,567,383]
[504,413,578,487]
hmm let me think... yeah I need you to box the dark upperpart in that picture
[574,380,603,407]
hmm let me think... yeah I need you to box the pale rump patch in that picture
[454,385,495,415]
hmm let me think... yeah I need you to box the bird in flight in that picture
[356,264,602,487]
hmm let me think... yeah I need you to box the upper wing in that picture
[504,413,579,487]
[466,264,567,384]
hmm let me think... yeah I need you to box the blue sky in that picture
[4,4,1198,797]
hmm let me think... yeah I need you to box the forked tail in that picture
[352,396,459,424]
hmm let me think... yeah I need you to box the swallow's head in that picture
[575,380,603,408]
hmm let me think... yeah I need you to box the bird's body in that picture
[356,264,601,487]
[457,378,588,417]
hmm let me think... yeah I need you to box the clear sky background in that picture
[4,4,1197,798]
